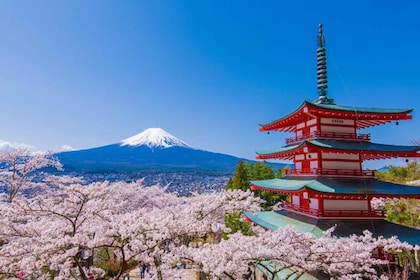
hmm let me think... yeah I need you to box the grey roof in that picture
[245,210,420,245]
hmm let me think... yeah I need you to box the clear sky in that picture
[1,1,419,168]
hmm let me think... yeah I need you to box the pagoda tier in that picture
[250,177,420,220]
[256,139,420,178]
[259,101,413,133]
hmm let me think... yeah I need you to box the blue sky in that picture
[1,1,419,168]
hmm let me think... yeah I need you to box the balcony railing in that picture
[286,131,371,145]
[282,203,385,218]
[285,168,376,178]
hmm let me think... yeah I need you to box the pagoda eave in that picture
[256,140,420,161]
[259,101,413,131]
[362,151,420,160]
[259,102,310,132]
[257,149,420,161]
[250,185,420,200]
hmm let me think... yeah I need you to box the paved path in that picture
[126,267,197,280]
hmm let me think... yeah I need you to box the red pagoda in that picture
[246,24,420,246]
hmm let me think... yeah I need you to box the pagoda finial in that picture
[314,24,334,105]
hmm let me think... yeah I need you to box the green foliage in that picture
[385,199,420,229]
[40,266,58,279]
[226,161,250,191]
[376,162,420,229]
[376,161,420,184]
[94,246,112,266]
[226,161,286,209]
[276,167,285,178]
[223,212,253,240]
[249,162,275,180]
[98,259,123,278]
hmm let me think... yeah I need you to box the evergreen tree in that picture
[376,161,420,184]
[227,161,286,210]
[276,167,285,178]
[249,162,275,180]
[385,199,420,228]
[376,161,420,229]
[223,212,254,240]
[226,160,250,191]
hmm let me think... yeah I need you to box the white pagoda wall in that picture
[321,152,361,170]
[324,199,368,211]
[320,125,354,133]
[319,118,356,136]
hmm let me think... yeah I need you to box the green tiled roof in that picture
[251,178,335,193]
[256,139,420,155]
[313,102,413,114]
[245,210,324,237]
[251,177,420,196]
[245,210,420,245]
[259,101,413,127]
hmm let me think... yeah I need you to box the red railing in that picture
[282,203,385,218]
[286,131,370,145]
[285,168,375,177]
[321,209,385,218]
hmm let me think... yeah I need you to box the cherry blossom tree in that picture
[1,178,417,280]
[0,178,263,280]
[0,149,62,203]
[1,149,418,280]
[177,226,416,280]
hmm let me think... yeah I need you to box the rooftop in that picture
[250,177,420,197]
[245,210,420,245]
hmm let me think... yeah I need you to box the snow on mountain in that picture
[120,128,192,149]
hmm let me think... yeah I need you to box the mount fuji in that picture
[57,128,270,174]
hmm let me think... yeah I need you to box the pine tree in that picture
[276,167,285,178]
[226,160,250,191]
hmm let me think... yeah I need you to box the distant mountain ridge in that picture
[56,128,288,174]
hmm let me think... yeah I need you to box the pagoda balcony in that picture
[285,168,376,178]
[286,131,371,145]
[282,204,386,219]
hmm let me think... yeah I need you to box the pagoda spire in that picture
[314,23,334,105]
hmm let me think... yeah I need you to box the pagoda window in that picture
[307,153,318,159]
[309,125,317,134]
[310,160,318,169]
[292,195,300,207]
[295,162,302,170]
[309,198,319,212]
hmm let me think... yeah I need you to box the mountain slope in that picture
[57,144,243,172]
[56,128,287,174]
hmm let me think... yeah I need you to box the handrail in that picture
[282,203,385,218]
[286,131,370,145]
[285,168,375,177]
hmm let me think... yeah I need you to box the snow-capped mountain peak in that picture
[120,128,192,148]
